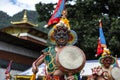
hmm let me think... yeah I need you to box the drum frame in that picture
[56,46,86,74]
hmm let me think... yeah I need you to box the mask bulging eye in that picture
[57,33,61,36]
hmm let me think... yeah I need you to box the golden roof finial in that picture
[22,10,28,22]
[11,9,38,27]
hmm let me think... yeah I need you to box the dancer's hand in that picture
[32,62,38,74]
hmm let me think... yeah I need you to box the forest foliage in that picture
[35,0,120,59]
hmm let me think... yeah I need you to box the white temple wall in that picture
[0,68,21,80]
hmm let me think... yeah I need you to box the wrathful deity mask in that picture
[54,24,70,47]
[48,22,78,46]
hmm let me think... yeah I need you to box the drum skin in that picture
[111,67,120,80]
[56,46,86,74]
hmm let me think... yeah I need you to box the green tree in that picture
[66,0,120,59]
[35,2,55,22]
[108,18,120,56]
[35,0,120,59]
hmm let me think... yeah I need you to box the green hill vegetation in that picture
[35,0,120,59]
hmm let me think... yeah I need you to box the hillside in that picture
[0,10,50,33]
[11,10,39,24]
[0,10,39,29]
[0,11,11,28]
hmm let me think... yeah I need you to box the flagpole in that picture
[5,60,13,80]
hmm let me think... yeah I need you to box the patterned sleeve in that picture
[42,47,49,53]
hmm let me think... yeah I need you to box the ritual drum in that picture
[56,46,86,73]
[111,67,120,80]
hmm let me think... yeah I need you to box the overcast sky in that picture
[0,0,58,16]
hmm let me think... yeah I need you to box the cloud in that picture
[0,0,58,16]
[0,0,22,16]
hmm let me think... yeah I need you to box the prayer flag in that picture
[96,38,103,57]
[44,0,66,28]
[96,20,107,57]
[99,20,107,48]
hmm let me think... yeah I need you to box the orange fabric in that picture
[45,76,60,80]
[53,76,60,80]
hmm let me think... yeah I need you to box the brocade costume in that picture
[43,46,58,74]
[42,46,80,80]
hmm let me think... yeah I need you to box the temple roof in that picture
[11,10,38,27]
[0,31,46,52]
[0,31,46,71]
